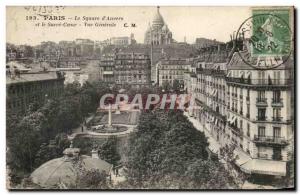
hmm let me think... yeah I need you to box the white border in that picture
[1,0,299,195]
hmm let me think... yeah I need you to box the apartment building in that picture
[186,52,294,178]
[114,53,151,89]
[225,52,293,177]
[157,58,191,87]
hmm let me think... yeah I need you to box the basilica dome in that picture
[152,6,165,29]
[162,24,169,32]
[144,6,173,45]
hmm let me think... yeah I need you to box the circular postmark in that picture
[236,13,292,70]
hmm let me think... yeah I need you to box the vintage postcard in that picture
[6,6,295,190]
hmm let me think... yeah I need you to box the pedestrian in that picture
[112,165,116,175]
[116,167,119,177]
[81,126,84,132]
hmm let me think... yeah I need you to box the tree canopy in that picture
[125,110,237,189]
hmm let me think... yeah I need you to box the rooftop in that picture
[6,71,63,85]
[227,51,293,70]
[30,148,112,188]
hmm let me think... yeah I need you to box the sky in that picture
[6,6,251,45]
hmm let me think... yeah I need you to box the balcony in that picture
[272,117,283,122]
[271,98,283,107]
[226,78,292,86]
[254,135,288,146]
[246,113,250,119]
[256,98,268,106]
[272,154,283,160]
[228,124,242,137]
[256,116,267,121]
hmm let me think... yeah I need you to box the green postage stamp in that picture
[236,8,293,69]
[251,9,292,57]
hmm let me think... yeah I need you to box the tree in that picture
[98,136,121,166]
[8,112,47,173]
[54,133,71,155]
[172,79,181,93]
[56,98,82,133]
[183,159,237,189]
[162,81,171,92]
[75,169,109,189]
[125,110,236,189]
[219,144,249,187]
[34,143,57,168]
[39,99,60,139]
[70,156,109,189]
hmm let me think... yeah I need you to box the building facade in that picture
[157,58,191,87]
[114,53,151,88]
[185,49,294,178]
[225,52,293,177]
[110,34,136,46]
[99,54,115,84]
[6,70,65,113]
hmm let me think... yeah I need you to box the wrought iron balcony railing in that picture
[271,98,283,107]
[254,135,287,145]
[272,117,283,122]
[256,98,268,106]
[226,78,292,86]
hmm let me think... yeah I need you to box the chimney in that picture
[91,149,99,159]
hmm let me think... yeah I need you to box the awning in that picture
[213,89,218,96]
[226,71,231,77]
[241,159,287,176]
[227,116,232,123]
[207,137,221,154]
[245,71,251,78]
[231,116,237,125]
[228,115,235,124]
[234,149,287,176]
[215,118,219,125]
[268,72,273,80]
[234,149,252,166]
[239,71,245,77]
[211,89,216,96]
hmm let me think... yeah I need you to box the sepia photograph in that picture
[5,5,295,190]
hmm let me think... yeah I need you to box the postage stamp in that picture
[236,8,293,69]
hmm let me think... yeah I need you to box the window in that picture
[247,142,250,154]
[273,108,281,121]
[257,91,265,102]
[258,147,268,159]
[258,71,266,84]
[258,108,266,120]
[273,71,281,85]
[273,90,281,103]
[246,105,250,118]
[240,120,243,131]
[240,104,243,114]
[273,127,281,138]
[247,123,250,137]
[258,126,265,137]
